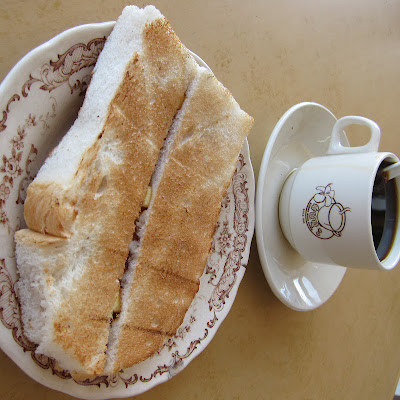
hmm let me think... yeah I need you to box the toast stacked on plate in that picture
[15,5,253,378]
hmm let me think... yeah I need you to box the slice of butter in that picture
[143,186,152,208]
[113,290,121,314]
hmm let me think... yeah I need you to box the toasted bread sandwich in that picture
[15,5,253,378]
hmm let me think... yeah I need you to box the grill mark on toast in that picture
[125,324,174,337]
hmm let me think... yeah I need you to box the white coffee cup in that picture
[279,116,400,270]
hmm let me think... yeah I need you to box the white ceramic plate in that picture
[256,102,347,311]
[0,22,254,398]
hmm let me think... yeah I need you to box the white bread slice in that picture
[105,66,254,374]
[15,5,196,377]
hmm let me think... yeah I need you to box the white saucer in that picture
[256,102,348,311]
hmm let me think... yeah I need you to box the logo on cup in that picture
[303,183,351,239]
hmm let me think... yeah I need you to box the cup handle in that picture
[327,116,381,155]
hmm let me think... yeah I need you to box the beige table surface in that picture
[1,0,400,399]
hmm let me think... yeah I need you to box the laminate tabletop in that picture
[1,1,400,399]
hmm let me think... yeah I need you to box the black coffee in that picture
[371,161,398,261]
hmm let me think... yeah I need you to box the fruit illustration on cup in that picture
[304,183,351,239]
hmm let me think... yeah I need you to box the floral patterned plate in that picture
[0,22,254,399]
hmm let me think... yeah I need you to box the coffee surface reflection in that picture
[372,161,398,261]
